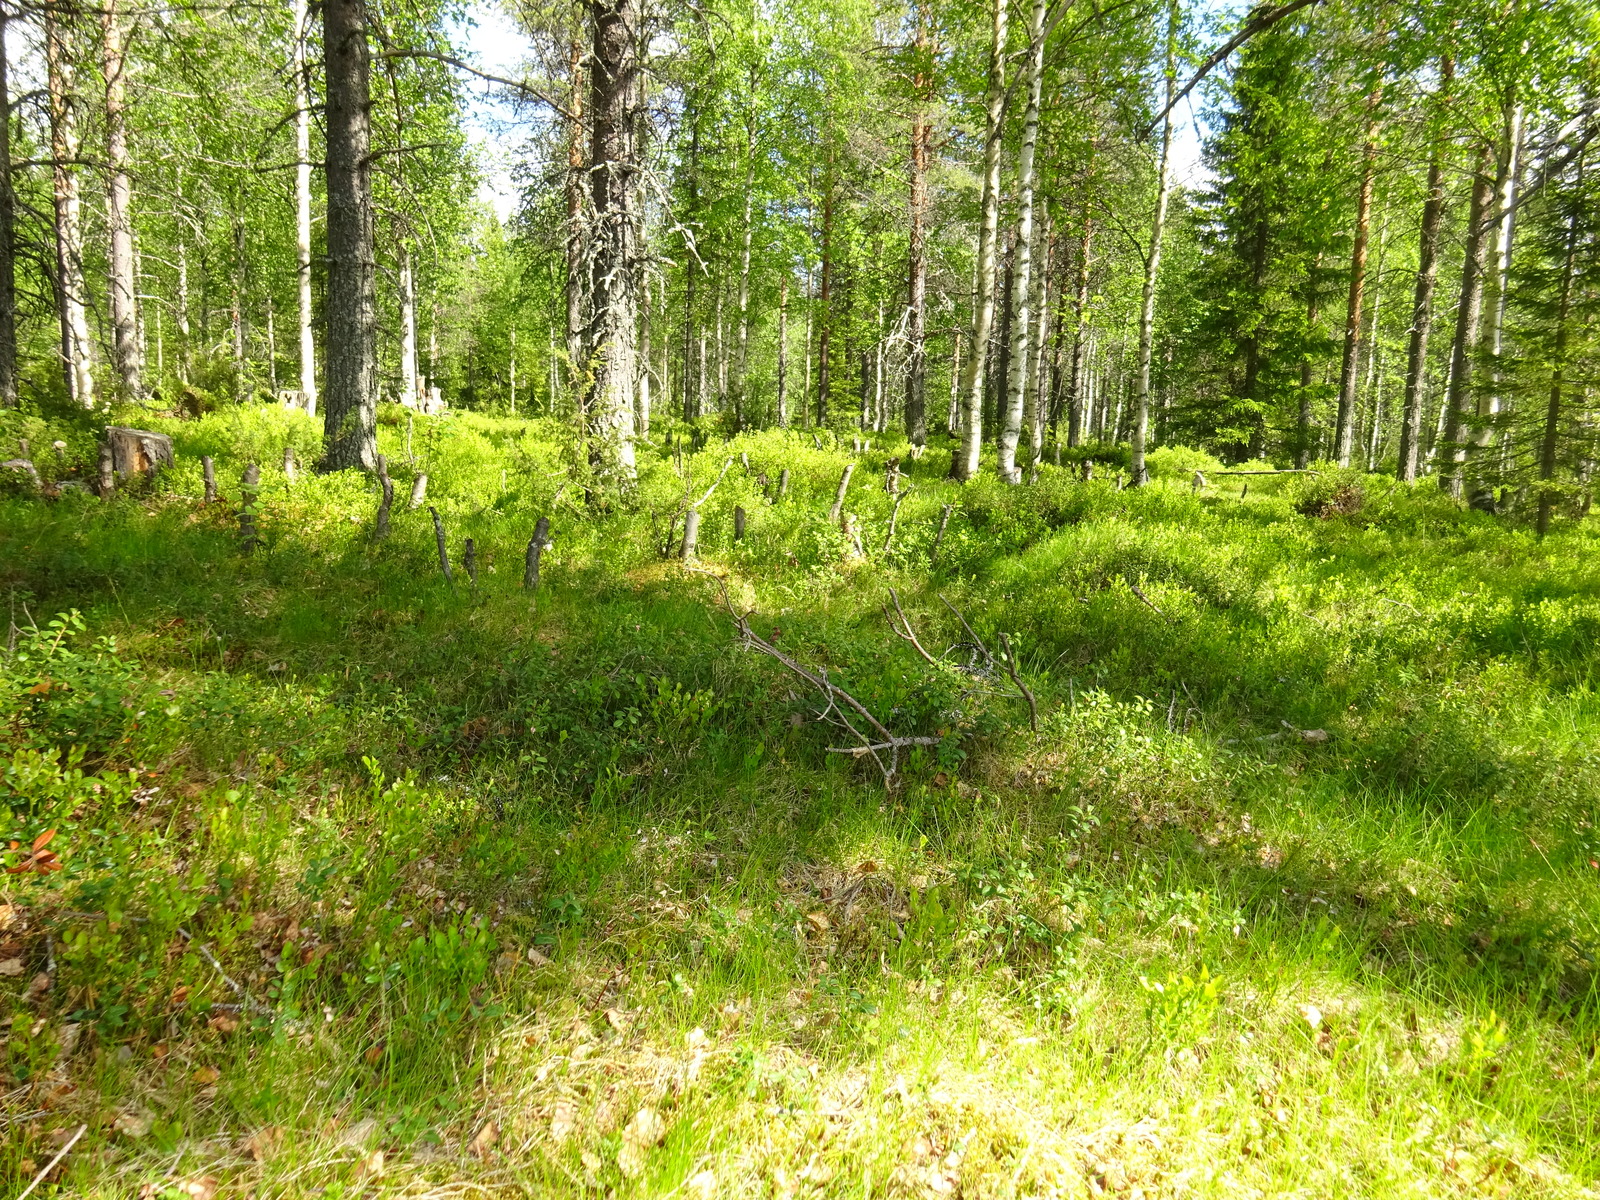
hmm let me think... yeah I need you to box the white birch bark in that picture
[953,0,1008,481]
[103,0,141,401]
[1130,1,1178,486]
[998,0,1046,484]
[46,11,93,409]
[294,0,317,413]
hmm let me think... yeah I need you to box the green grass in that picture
[4,404,1600,1197]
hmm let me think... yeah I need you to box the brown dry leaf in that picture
[0,957,23,977]
[604,1007,630,1033]
[0,904,14,932]
[363,1043,385,1064]
[470,1119,500,1161]
[25,971,50,1000]
[192,1065,220,1085]
[338,1117,381,1148]
[855,861,880,875]
[620,1105,668,1174]
[176,1177,219,1200]
[355,1149,385,1181]
[526,946,550,966]
[243,1126,285,1162]
[113,1111,153,1138]
[151,1043,169,1060]
[169,985,190,1008]
[805,912,830,933]
[550,1099,577,1144]
[207,1013,239,1034]
[495,951,520,974]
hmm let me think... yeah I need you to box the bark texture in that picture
[321,0,378,471]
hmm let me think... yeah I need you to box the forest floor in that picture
[4,405,1600,1198]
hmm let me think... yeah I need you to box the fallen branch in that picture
[1124,575,1165,618]
[998,633,1038,733]
[1208,469,1318,476]
[884,587,939,666]
[16,1123,85,1200]
[938,593,995,671]
[828,738,941,757]
[177,926,272,1016]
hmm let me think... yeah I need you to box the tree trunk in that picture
[1066,212,1093,446]
[1334,87,1381,468]
[1362,220,1388,469]
[1440,144,1494,499]
[1477,96,1524,482]
[400,242,419,405]
[818,152,834,427]
[566,33,586,403]
[294,0,316,413]
[952,0,1008,481]
[0,9,16,408]
[904,2,933,447]
[1130,1,1178,487]
[1295,259,1322,468]
[777,275,789,426]
[46,9,93,409]
[584,0,639,484]
[1398,58,1451,482]
[1027,220,1053,470]
[103,0,141,402]
[1538,194,1580,537]
[999,0,1046,484]
[321,0,377,470]
[177,241,190,385]
[733,125,753,431]
[637,272,651,434]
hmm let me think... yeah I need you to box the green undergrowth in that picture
[3,405,1600,1197]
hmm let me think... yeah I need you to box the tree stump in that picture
[428,506,453,586]
[105,427,174,482]
[409,473,428,509]
[97,445,115,498]
[524,516,551,589]
[202,456,218,502]
[239,464,261,552]
[680,508,701,561]
[777,468,790,499]
[827,462,855,525]
[734,505,746,541]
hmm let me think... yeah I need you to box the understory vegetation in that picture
[5,408,1600,1197]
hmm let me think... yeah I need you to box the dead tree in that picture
[429,506,453,587]
[524,516,552,588]
[827,462,854,524]
[724,597,938,788]
[202,456,217,502]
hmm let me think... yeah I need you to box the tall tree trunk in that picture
[998,0,1046,484]
[400,242,418,404]
[952,0,1007,481]
[1440,144,1494,499]
[566,33,586,403]
[1294,258,1322,468]
[177,240,190,385]
[1131,0,1178,486]
[732,112,753,431]
[1476,96,1524,487]
[232,217,247,403]
[1027,219,1053,469]
[1538,188,1580,537]
[1334,86,1381,467]
[637,271,651,434]
[585,0,638,483]
[321,0,377,470]
[1397,62,1450,481]
[294,0,317,413]
[1362,220,1388,469]
[0,8,16,408]
[1066,211,1093,446]
[103,0,141,402]
[904,2,933,447]
[47,9,92,409]
[777,275,788,426]
[817,151,834,426]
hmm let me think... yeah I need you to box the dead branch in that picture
[938,593,996,671]
[998,633,1038,733]
[1124,575,1165,618]
[885,587,939,666]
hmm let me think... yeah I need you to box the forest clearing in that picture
[3,0,1600,1194]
